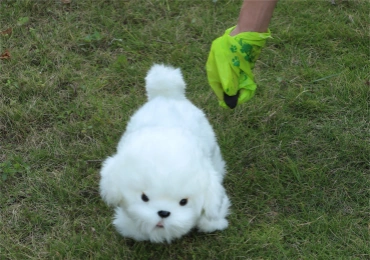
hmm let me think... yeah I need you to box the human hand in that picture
[206,26,271,109]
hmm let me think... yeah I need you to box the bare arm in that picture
[230,0,278,36]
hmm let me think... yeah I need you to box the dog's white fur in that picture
[99,64,230,243]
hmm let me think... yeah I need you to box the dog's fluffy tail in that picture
[145,64,186,100]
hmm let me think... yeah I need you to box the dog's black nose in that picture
[158,210,171,218]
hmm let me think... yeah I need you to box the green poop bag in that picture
[206,26,271,109]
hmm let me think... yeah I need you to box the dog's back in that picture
[124,64,214,143]
[119,64,224,174]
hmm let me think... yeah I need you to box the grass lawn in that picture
[1,0,369,259]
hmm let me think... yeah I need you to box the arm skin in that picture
[230,0,278,36]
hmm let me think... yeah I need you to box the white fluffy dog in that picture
[99,64,230,243]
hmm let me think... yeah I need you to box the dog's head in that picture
[99,128,222,242]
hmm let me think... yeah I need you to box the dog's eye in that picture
[179,199,188,206]
[141,193,149,202]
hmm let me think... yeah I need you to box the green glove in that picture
[206,26,271,109]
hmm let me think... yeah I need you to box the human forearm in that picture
[230,0,278,36]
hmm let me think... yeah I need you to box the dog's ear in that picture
[197,170,230,232]
[99,156,125,207]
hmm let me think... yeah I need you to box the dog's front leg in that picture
[197,175,230,232]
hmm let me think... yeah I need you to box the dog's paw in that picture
[199,190,231,233]
[197,216,228,233]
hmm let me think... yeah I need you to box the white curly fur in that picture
[99,64,230,243]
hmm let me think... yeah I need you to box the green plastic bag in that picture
[206,26,271,108]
